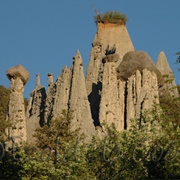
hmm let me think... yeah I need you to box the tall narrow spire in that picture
[95,22,134,60]
[6,65,29,143]
[156,51,179,97]
[86,20,135,128]
[86,21,135,95]
[156,51,174,76]
[69,50,96,141]
[36,73,41,87]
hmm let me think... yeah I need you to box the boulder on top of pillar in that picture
[6,64,30,85]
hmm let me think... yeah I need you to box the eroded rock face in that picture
[99,60,125,132]
[7,21,176,143]
[26,74,46,142]
[95,22,135,60]
[6,65,29,143]
[6,64,30,85]
[98,57,159,131]
[86,22,134,96]
[117,51,164,87]
[69,51,96,141]
[44,73,55,124]
[51,66,71,119]
[36,51,96,142]
[125,69,159,129]
[86,23,135,128]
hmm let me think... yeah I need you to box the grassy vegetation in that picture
[94,11,128,25]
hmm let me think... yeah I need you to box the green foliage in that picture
[0,85,11,142]
[0,149,23,179]
[87,105,180,179]
[176,52,180,63]
[87,125,148,179]
[34,110,81,155]
[0,104,179,179]
[0,85,29,142]
[0,110,96,179]
[0,85,10,118]
[176,52,180,71]
[177,85,180,95]
[94,11,128,25]
[29,110,95,179]
[159,93,180,126]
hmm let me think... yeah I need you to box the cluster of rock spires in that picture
[6,21,179,143]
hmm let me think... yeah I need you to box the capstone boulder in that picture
[6,64,30,85]
[117,51,164,87]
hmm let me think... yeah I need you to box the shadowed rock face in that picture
[117,51,164,87]
[6,64,30,85]
[102,54,120,63]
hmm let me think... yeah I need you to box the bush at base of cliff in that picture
[0,105,179,179]
[86,104,179,179]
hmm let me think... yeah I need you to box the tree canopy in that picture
[0,101,179,179]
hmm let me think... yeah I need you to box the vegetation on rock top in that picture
[94,11,128,25]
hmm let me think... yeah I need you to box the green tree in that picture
[86,125,148,179]
[4,110,96,179]
[159,90,180,126]
[86,103,180,179]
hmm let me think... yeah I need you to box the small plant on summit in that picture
[94,11,128,25]
[176,51,180,71]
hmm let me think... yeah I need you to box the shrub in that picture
[94,11,128,25]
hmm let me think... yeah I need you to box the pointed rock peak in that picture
[76,49,80,54]
[159,51,166,58]
[156,51,173,76]
[57,66,71,81]
[156,51,168,65]
[73,50,83,65]
[74,50,81,59]
[62,66,69,72]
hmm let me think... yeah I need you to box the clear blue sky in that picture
[0,0,180,98]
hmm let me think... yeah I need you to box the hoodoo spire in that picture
[86,11,135,127]
[156,51,179,97]
[95,22,134,60]
[86,11,134,95]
